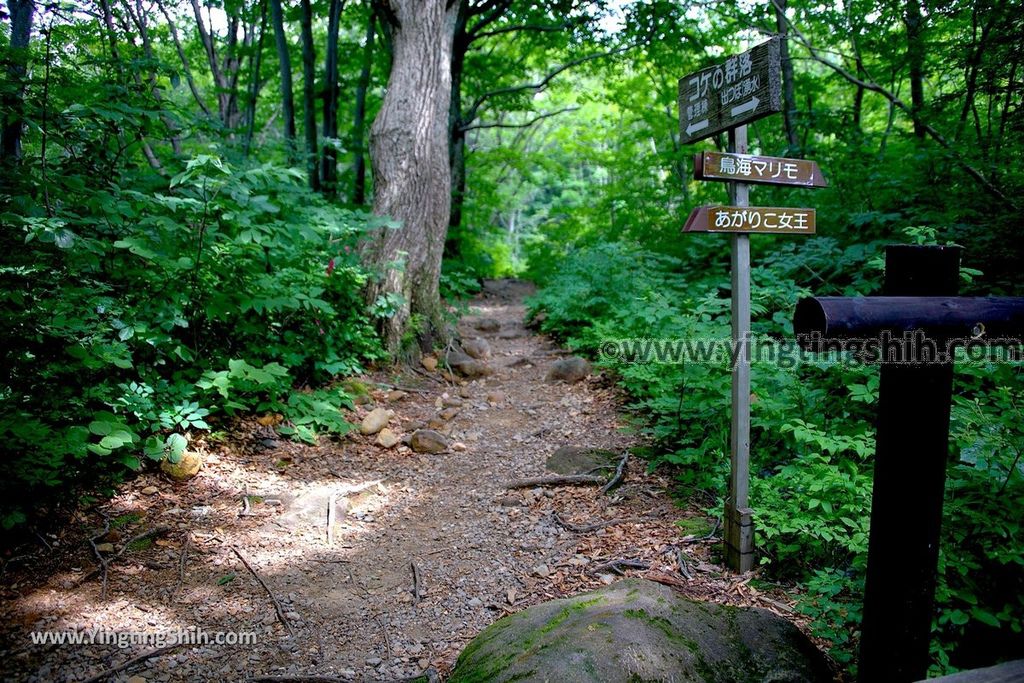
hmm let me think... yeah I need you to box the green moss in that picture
[127,537,153,552]
[112,512,142,528]
[539,596,604,634]
[675,516,714,536]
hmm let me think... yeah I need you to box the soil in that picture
[0,280,813,682]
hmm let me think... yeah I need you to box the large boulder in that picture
[449,579,833,683]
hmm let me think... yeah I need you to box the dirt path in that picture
[0,280,798,682]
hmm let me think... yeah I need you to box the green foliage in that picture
[1,148,382,527]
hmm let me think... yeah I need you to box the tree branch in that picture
[470,22,570,42]
[460,106,579,132]
[464,44,630,124]
[155,0,212,117]
[776,6,1013,206]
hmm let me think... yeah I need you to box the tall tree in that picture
[2,0,35,163]
[269,0,297,150]
[321,0,345,193]
[298,0,319,189]
[364,0,458,353]
[904,0,926,139]
[351,4,376,205]
[773,0,799,154]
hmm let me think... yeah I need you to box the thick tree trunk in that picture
[905,0,926,139]
[321,0,344,194]
[269,0,297,152]
[351,5,376,205]
[298,0,319,190]
[366,0,458,354]
[2,0,34,163]
[774,0,799,155]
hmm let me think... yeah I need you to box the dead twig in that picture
[327,491,336,546]
[552,513,626,534]
[600,452,629,495]
[231,546,295,639]
[374,382,433,396]
[588,558,650,576]
[411,561,423,605]
[374,613,392,659]
[86,515,111,599]
[81,525,171,593]
[172,531,190,599]
[79,643,182,683]
[505,474,605,489]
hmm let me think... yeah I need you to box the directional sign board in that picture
[683,205,816,234]
[678,38,782,145]
[694,151,828,188]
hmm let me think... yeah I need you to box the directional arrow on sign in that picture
[686,119,709,136]
[731,97,759,117]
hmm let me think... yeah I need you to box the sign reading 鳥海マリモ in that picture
[677,38,782,145]
[694,151,827,188]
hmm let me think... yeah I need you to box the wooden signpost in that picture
[678,38,826,572]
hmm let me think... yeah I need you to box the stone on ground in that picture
[421,356,439,372]
[545,446,618,476]
[449,578,833,683]
[360,407,392,435]
[546,356,591,383]
[462,338,492,359]
[474,318,501,333]
[409,429,449,454]
[376,428,401,449]
[161,450,202,481]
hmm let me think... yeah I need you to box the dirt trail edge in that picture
[0,279,809,683]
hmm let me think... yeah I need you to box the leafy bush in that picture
[0,153,383,528]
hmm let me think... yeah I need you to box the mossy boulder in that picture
[545,446,618,476]
[160,451,202,481]
[449,578,833,683]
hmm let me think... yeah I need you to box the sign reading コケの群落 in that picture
[677,37,783,145]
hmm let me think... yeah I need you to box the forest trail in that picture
[0,281,803,682]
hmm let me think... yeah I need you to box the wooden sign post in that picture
[678,38,826,572]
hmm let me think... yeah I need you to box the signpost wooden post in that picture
[678,38,826,572]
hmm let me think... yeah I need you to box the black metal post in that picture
[857,245,961,682]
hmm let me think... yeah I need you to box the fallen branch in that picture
[250,676,352,682]
[80,643,182,683]
[231,546,295,639]
[553,513,626,534]
[600,452,629,495]
[505,474,605,489]
[373,382,433,396]
[82,525,171,593]
[588,558,650,576]
[172,531,190,599]
[86,515,111,599]
[411,561,423,605]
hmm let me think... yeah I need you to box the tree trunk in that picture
[298,0,319,190]
[269,0,297,152]
[905,0,926,139]
[321,0,344,194]
[365,0,458,354]
[774,0,799,155]
[448,3,469,233]
[2,0,34,163]
[351,4,376,205]
[244,0,268,157]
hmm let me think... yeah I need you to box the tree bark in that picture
[269,0,297,152]
[365,0,458,354]
[2,0,34,163]
[298,0,319,190]
[773,0,799,155]
[351,4,376,205]
[905,0,926,139]
[321,0,344,194]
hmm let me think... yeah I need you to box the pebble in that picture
[141,486,158,496]
[533,564,551,578]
